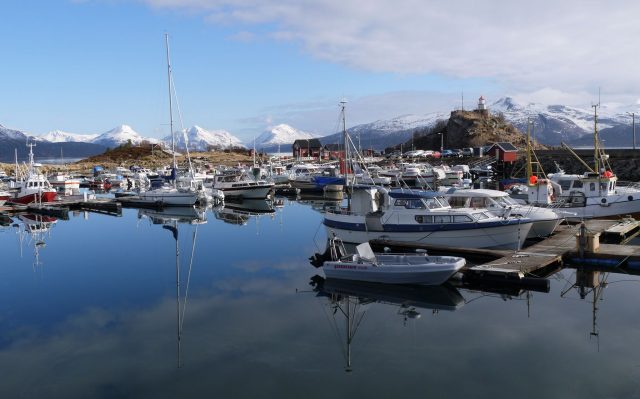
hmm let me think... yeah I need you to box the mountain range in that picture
[1,97,637,162]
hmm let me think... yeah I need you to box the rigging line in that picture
[169,72,194,177]
[180,226,197,331]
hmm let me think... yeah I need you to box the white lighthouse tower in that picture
[477,95,488,116]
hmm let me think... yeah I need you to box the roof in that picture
[292,138,322,148]
[323,143,343,151]
[388,189,442,200]
[445,188,507,198]
[488,142,518,152]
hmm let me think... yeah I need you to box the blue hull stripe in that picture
[323,218,531,232]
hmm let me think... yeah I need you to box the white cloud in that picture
[138,0,640,98]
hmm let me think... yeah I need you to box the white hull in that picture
[219,185,273,199]
[324,213,532,250]
[554,197,640,221]
[323,256,465,285]
[137,188,199,206]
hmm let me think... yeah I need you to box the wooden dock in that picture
[371,218,640,283]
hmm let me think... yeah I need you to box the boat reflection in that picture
[295,194,341,214]
[214,199,275,226]
[15,213,58,268]
[138,205,207,225]
[142,206,202,367]
[309,275,464,372]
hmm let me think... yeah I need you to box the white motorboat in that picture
[444,188,562,238]
[210,170,274,199]
[324,187,533,250]
[322,237,466,285]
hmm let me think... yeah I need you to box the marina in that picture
[2,194,640,398]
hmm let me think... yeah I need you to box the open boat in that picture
[322,237,466,285]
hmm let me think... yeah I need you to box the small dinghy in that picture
[322,237,466,285]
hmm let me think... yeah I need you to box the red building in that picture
[486,142,518,163]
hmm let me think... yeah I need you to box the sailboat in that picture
[136,34,199,207]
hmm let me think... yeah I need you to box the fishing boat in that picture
[9,143,57,204]
[444,188,562,238]
[321,236,465,285]
[515,107,640,221]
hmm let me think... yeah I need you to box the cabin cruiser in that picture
[323,186,533,250]
[289,163,344,193]
[209,169,274,199]
[444,188,562,238]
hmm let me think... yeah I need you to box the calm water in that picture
[1,198,640,398]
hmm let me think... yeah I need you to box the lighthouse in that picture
[477,95,489,117]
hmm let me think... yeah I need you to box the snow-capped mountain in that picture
[39,130,98,143]
[253,124,317,148]
[92,125,158,148]
[320,112,449,150]
[0,124,106,162]
[490,97,634,145]
[165,125,245,151]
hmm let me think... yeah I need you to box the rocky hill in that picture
[390,110,546,152]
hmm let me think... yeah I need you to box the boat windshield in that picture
[493,196,518,207]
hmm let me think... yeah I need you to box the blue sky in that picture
[2,1,639,143]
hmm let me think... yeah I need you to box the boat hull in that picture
[12,191,58,204]
[323,256,465,285]
[324,214,532,250]
[137,190,199,206]
[554,196,640,221]
[218,185,273,199]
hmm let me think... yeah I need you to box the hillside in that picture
[391,110,546,152]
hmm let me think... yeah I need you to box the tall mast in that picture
[165,33,176,172]
[526,119,533,180]
[592,104,599,173]
[340,100,350,208]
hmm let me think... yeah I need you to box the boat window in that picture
[473,212,489,220]
[590,182,596,191]
[559,180,572,190]
[453,215,473,223]
[433,215,451,223]
[600,182,608,192]
[572,180,583,189]
[447,197,468,208]
[414,215,433,223]
[610,181,615,191]
[470,197,486,208]
[394,199,407,207]
[405,199,425,209]
[436,197,450,207]
[424,198,441,209]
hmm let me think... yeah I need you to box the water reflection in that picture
[138,205,208,225]
[15,214,58,268]
[309,275,464,372]
[140,205,203,368]
[214,199,275,226]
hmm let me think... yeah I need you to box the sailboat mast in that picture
[340,100,351,209]
[593,104,599,174]
[165,33,176,171]
[526,119,533,180]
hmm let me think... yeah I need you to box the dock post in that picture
[578,222,586,258]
